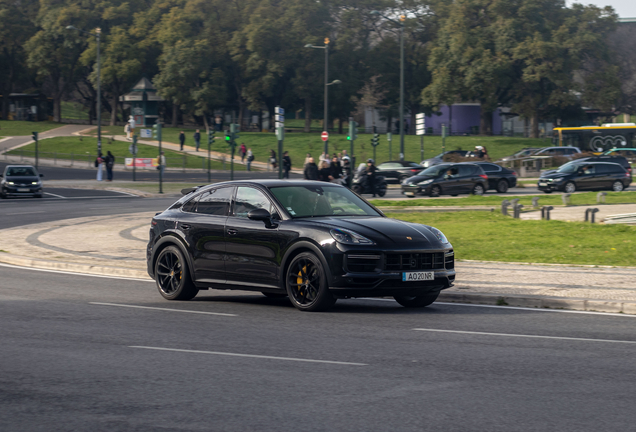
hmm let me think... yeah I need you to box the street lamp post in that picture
[305,39,341,154]
[67,25,101,156]
[371,11,406,161]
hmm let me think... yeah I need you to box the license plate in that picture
[402,271,434,282]
[404,192,415,196]
[538,182,547,187]
[17,188,30,192]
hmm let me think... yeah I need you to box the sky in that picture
[567,0,636,17]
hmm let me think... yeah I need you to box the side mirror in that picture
[248,208,271,221]
[39,173,44,177]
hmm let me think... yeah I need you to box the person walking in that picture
[95,152,104,181]
[318,161,331,182]
[214,115,223,132]
[246,148,254,171]
[240,143,247,163]
[304,153,312,167]
[179,131,185,150]
[105,151,115,181]
[329,155,343,184]
[158,151,166,176]
[366,158,377,197]
[124,123,131,139]
[304,157,319,180]
[194,129,201,151]
[269,149,277,170]
[282,151,292,179]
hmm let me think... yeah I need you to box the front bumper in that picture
[537,180,563,192]
[2,185,43,196]
[401,184,429,196]
[329,269,455,298]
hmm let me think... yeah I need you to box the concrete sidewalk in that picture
[1,211,636,314]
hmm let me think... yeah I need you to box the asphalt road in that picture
[2,263,636,431]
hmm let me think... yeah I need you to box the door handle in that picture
[180,224,191,230]
[227,229,238,236]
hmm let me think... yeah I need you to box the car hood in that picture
[3,176,40,183]
[298,216,449,248]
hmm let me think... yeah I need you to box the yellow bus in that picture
[553,124,636,152]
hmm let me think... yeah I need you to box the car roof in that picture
[4,165,36,169]
[195,179,345,190]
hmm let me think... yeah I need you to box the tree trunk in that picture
[172,102,178,127]
[530,111,539,138]
[479,108,493,135]
[203,112,210,133]
[53,97,62,123]
[110,93,117,126]
[304,97,312,133]
[238,99,245,130]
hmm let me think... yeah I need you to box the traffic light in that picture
[371,133,380,147]
[32,131,38,141]
[348,121,358,141]
[230,123,240,142]
[225,130,231,142]
[208,129,215,146]
[152,123,162,141]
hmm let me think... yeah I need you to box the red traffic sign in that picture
[321,131,329,141]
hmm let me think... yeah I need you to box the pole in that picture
[324,42,329,154]
[96,28,101,156]
[442,124,446,158]
[158,125,163,194]
[388,132,392,160]
[278,140,283,179]
[132,135,137,182]
[35,134,38,169]
[230,143,234,181]
[398,21,405,159]
[207,133,211,183]
[420,135,423,162]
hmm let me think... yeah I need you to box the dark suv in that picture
[472,162,517,193]
[567,155,632,180]
[538,162,631,193]
[376,161,424,183]
[402,163,488,197]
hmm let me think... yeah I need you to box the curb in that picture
[438,292,636,315]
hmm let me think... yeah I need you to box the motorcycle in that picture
[351,163,387,197]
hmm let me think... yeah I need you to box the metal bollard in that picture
[585,208,599,223]
[597,192,607,204]
[513,204,524,219]
[532,197,540,208]
[541,206,554,220]
[501,199,511,216]
[511,198,520,207]
[562,193,571,206]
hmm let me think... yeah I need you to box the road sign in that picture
[416,113,426,136]
[275,106,285,115]
[140,129,152,138]
[321,131,329,141]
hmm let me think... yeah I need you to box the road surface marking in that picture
[43,192,66,198]
[5,211,46,215]
[0,262,153,282]
[91,302,237,317]
[412,328,636,345]
[129,346,368,366]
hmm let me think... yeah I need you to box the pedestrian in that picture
[319,152,330,167]
[304,157,319,180]
[246,147,254,171]
[128,115,136,137]
[474,146,485,159]
[179,131,185,150]
[282,151,291,179]
[329,155,343,184]
[366,158,377,197]
[341,155,352,185]
[105,151,115,181]
[158,151,166,176]
[304,153,312,167]
[318,161,331,182]
[214,115,223,132]
[194,129,201,151]
[481,145,489,160]
[270,149,277,170]
[240,143,247,163]
[124,123,131,139]
[95,152,104,181]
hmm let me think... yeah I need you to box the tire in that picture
[406,195,416,198]
[612,181,624,192]
[564,182,576,193]
[472,184,485,195]
[285,252,336,312]
[394,292,440,308]
[496,180,509,193]
[34,194,43,198]
[154,245,199,300]
[430,185,441,197]
[377,182,387,197]
[543,190,553,194]
[262,292,287,298]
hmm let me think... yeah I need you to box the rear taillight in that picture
[410,169,420,172]
[479,174,488,180]
[511,171,517,176]
[627,172,631,178]
[151,220,157,226]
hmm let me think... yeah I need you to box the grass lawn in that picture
[7,137,246,171]
[61,101,89,120]
[389,211,636,266]
[87,126,549,167]
[370,191,636,207]
[0,120,62,137]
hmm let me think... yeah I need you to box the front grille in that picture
[445,250,455,269]
[384,252,444,271]
[345,254,381,273]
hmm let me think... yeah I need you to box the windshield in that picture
[269,185,381,218]
[557,164,578,174]
[418,164,450,177]
[6,167,37,176]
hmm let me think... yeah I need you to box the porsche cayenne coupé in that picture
[147,180,455,311]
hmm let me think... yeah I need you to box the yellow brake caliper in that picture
[297,265,307,295]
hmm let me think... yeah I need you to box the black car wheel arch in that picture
[154,245,199,300]
[279,241,334,290]
[149,235,194,280]
[285,251,336,311]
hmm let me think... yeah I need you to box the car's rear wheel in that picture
[285,252,336,311]
[154,246,199,300]
[394,292,440,308]
[377,182,387,197]
[496,180,509,193]
[564,182,576,193]
[430,185,441,197]
[472,184,485,195]
[612,181,625,192]
[262,292,287,298]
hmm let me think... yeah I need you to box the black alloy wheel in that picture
[394,292,440,308]
[472,184,485,195]
[285,252,336,311]
[564,182,576,193]
[612,181,625,192]
[496,179,509,193]
[154,246,199,300]
[430,185,441,197]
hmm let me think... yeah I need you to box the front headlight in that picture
[423,161,430,168]
[553,178,565,183]
[330,228,375,245]
[31,181,39,185]
[418,179,433,185]
[427,226,450,244]
[7,181,14,185]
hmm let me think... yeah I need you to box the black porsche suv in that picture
[147,180,455,311]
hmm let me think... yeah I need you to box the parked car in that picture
[472,162,518,193]
[421,150,474,168]
[498,148,540,162]
[562,155,631,180]
[147,180,455,311]
[538,162,631,193]
[375,160,424,183]
[0,165,44,198]
[401,163,488,197]
[530,146,582,159]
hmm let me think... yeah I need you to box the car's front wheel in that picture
[496,180,509,193]
[612,181,625,192]
[394,292,439,308]
[472,184,485,195]
[286,252,336,311]
[564,182,576,193]
[154,245,199,300]
[430,185,441,197]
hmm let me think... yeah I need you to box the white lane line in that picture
[129,346,368,366]
[91,302,237,317]
[412,328,636,345]
[0,262,153,282]
[43,192,66,199]
[362,298,636,318]
[5,211,46,215]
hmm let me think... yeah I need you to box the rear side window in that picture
[480,163,501,173]
[457,165,474,176]
[196,187,234,216]
[596,164,623,174]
